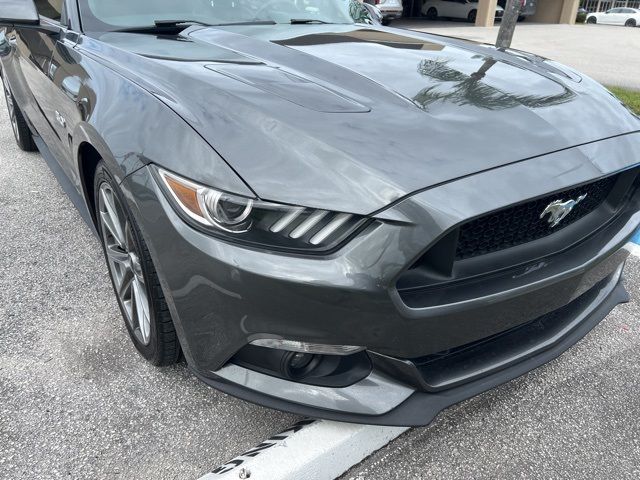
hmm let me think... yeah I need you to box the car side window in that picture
[34,0,63,21]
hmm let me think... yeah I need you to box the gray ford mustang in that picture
[2,0,639,426]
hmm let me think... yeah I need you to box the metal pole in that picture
[495,0,521,49]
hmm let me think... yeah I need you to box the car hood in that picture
[87,25,640,215]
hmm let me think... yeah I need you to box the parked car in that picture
[422,0,504,23]
[2,0,640,427]
[498,0,537,21]
[372,0,404,25]
[587,7,640,26]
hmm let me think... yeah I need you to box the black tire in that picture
[94,161,181,366]
[625,18,636,27]
[382,17,391,26]
[468,9,477,23]
[2,74,37,152]
[587,16,597,24]
[517,15,525,22]
[426,7,438,20]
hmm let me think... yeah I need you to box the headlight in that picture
[154,167,368,252]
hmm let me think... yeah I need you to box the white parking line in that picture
[199,419,407,480]
[626,241,640,258]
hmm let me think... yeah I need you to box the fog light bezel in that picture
[232,344,372,388]
[250,338,365,356]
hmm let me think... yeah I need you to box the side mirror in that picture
[0,0,60,34]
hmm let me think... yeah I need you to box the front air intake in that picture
[455,174,618,260]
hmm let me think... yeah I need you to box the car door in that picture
[18,1,85,182]
[606,8,624,24]
[450,0,472,18]
[438,0,458,17]
[8,1,70,164]
[47,21,89,188]
[6,6,58,152]
[599,9,612,24]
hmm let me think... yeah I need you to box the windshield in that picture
[78,0,373,31]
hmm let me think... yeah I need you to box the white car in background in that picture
[587,7,640,27]
[374,0,404,25]
[422,0,504,23]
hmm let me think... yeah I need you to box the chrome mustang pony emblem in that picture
[540,194,587,228]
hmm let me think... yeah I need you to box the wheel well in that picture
[78,142,102,227]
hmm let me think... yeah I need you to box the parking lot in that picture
[1,23,640,479]
[397,21,640,90]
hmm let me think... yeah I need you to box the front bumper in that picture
[379,7,404,19]
[195,264,628,426]
[122,132,640,426]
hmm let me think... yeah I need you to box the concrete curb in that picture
[199,419,407,480]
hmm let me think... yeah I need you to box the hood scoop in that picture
[205,64,370,113]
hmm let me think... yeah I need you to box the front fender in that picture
[66,46,256,235]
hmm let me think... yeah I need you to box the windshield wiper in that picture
[113,19,212,34]
[154,19,212,28]
[210,20,277,26]
[290,19,333,24]
[114,19,278,34]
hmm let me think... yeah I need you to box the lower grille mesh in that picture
[455,175,618,260]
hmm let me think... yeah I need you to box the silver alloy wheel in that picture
[98,182,152,345]
[2,76,19,141]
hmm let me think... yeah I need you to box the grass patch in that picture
[608,86,640,115]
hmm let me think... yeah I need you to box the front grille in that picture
[407,271,615,391]
[455,175,618,260]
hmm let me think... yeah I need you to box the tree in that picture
[496,0,522,49]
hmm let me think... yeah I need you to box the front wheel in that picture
[468,9,477,23]
[587,16,597,24]
[625,18,636,27]
[425,7,438,20]
[94,162,181,366]
[2,74,37,152]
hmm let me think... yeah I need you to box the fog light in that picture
[250,339,364,356]
[289,352,314,369]
[283,352,320,379]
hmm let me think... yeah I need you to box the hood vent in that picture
[206,64,369,113]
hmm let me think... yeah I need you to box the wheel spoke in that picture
[100,188,126,247]
[132,278,151,343]
[99,210,123,246]
[6,92,14,117]
[3,82,18,137]
[118,268,134,299]
[105,243,130,266]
